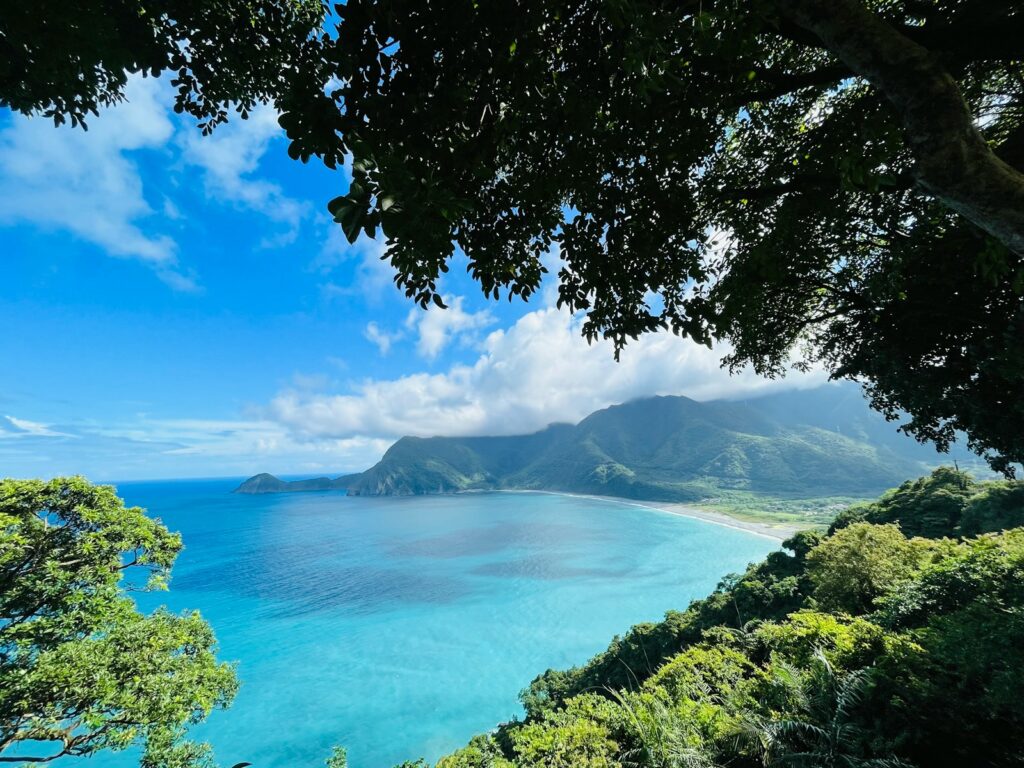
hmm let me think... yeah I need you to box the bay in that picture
[105,479,776,768]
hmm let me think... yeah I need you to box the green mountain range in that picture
[235,385,961,500]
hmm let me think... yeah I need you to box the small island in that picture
[233,472,359,494]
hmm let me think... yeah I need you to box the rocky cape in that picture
[234,385,962,501]
[233,472,361,494]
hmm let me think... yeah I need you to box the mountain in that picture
[235,384,965,500]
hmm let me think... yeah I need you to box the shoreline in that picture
[498,489,805,542]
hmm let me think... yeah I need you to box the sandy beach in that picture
[500,490,806,542]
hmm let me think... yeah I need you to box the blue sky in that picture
[0,76,826,481]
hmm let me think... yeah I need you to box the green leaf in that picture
[326,195,348,218]
[328,195,365,243]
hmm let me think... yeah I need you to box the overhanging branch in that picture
[778,0,1024,255]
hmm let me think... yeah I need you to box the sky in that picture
[0,75,828,481]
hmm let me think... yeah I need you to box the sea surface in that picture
[102,479,777,768]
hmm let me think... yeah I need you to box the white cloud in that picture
[406,295,495,360]
[124,417,390,469]
[0,415,72,439]
[364,321,403,355]
[179,104,309,242]
[267,305,828,442]
[3,414,393,480]
[0,76,195,289]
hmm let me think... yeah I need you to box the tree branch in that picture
[777,0,1024,255]
[0,752,67,763]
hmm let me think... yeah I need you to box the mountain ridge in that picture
[234,385,960,499]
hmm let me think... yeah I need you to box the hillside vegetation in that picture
[238,386,967,501]
[403,468,1024,768]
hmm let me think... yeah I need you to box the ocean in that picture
[104,479,777,768]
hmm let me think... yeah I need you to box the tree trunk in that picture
[778,0,1024,255]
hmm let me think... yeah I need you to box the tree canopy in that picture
[273,0,1024,473]
[0,477,237,767]
[0,0,324,130]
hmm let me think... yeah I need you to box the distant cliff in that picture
[235,385,962,499]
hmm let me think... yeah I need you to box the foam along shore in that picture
[498,490,805,542]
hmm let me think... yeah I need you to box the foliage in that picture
[507,713,619,768]
[435,735,513,768]
[959,482,1024,536]
[805,523,924,614]
[0,477,237,767]
[751,612,895,671]
[326,746,349,768]
[0,0,323,130]
[830,466,1024,538]
[612,690,719,768]
[644,647,759,705]
[869,530,1024,766]
[738,651,907,768]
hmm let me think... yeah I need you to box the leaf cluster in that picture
[0,0,325,131]
[0,477,237,767]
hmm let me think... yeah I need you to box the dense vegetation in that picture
[0,477,236,766]
[239,386,966,501]
[409,467,1024,768]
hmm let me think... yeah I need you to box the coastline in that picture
[499,489,806,542]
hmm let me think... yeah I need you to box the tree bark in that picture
[777,0,1024,255]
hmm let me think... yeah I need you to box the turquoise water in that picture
[106,480,776,768]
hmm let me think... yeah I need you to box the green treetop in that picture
[0,477,237,767]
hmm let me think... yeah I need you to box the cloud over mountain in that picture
[267,304,828,442]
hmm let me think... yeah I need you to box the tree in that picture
[872,529,1024,766]
[829,466,1024,538]
[8,1,1023,469]
[958,479,1024,535]
[805,523,922,614]
[829,468,977,539]
[275,0,1024,472]
[326,746,349,768]
[0,477,237,767]
[0,0,324,130]
[508,712,620,768]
